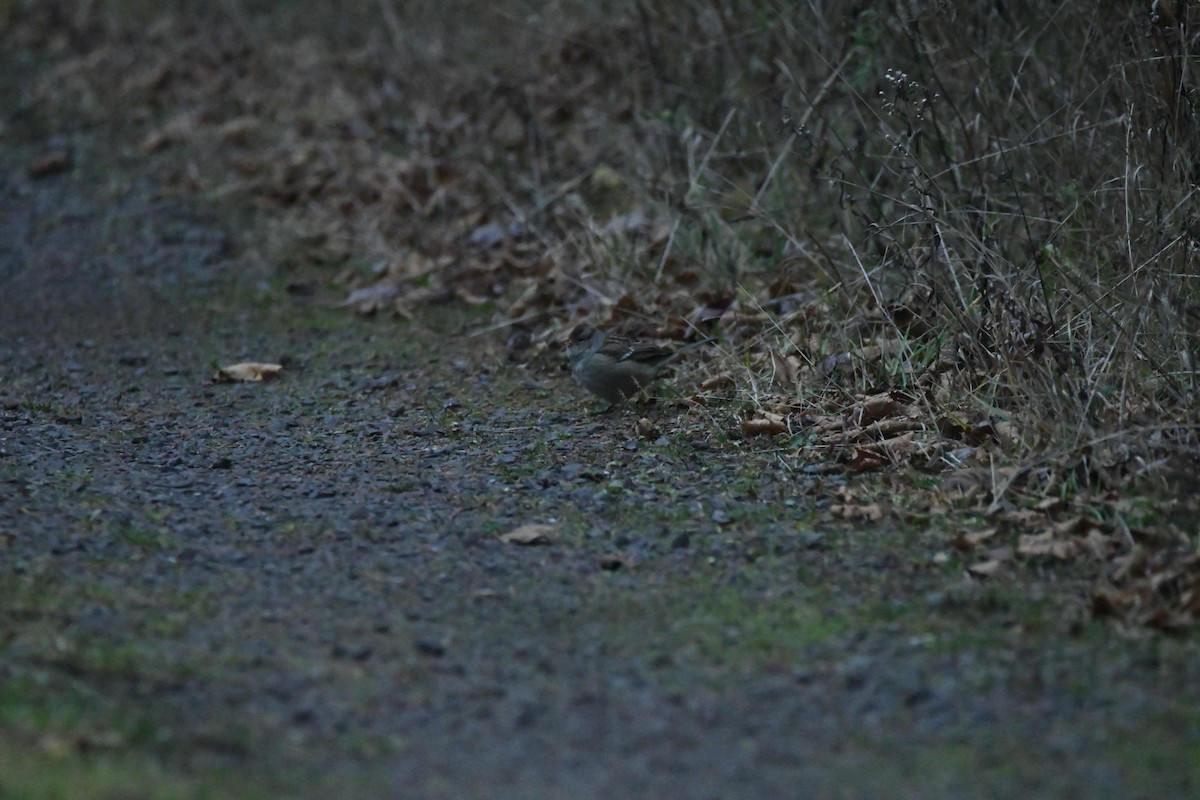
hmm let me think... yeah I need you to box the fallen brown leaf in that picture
[829,501,885,522]
[845,447,891,472]
[951,527,997,550]
[1017,531,1079,560]
[342,281,400,315]
[741,415,788,436]
[850,392,903,427]
[770,350,798,389]
[967,558,1005,578]
[699,373,736,392]
[968,545,1015,577]
[215,362,283,382]
[499,523,556,545]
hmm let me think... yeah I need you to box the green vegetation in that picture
[0,736,265,800]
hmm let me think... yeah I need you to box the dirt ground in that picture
[2,12,1200,800]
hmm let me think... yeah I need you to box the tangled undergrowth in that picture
[6,0,1198,628]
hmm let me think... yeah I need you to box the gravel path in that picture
[2,100,1199,800]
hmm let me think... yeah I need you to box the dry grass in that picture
[6,0,1199,626]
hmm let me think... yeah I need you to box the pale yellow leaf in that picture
[215,362,283,382]
[499,524,556,545]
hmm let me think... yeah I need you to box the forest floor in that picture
[2,4,1199,799]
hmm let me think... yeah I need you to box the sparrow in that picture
[565,324,678,405]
